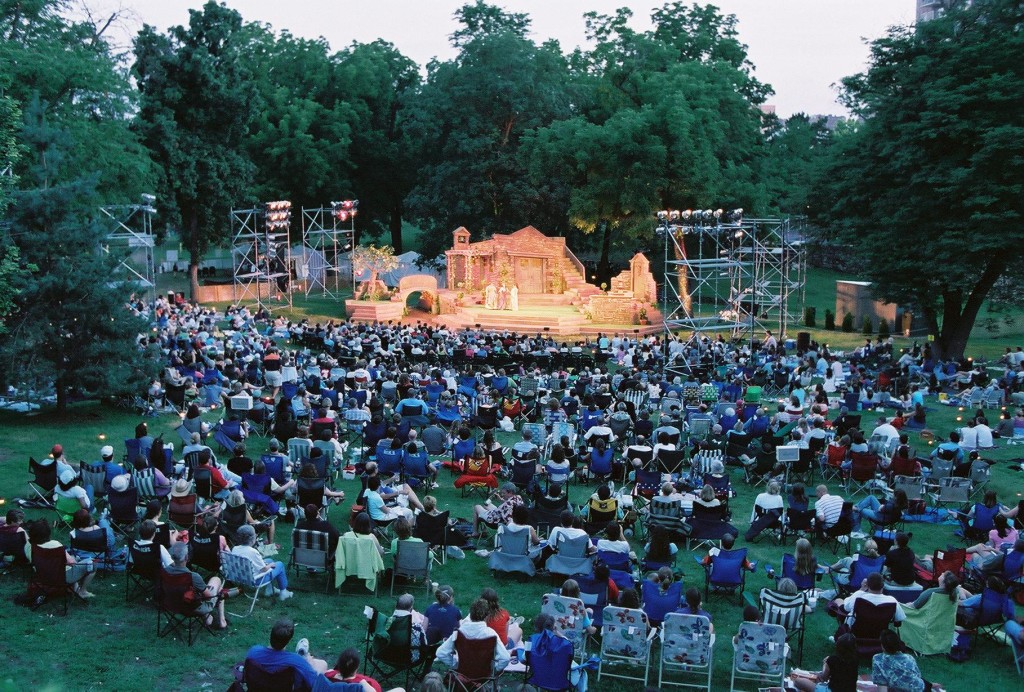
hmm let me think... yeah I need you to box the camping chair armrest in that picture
[646,626,659,642]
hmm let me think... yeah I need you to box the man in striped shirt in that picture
[814,484,845,530]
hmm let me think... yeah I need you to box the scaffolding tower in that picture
[231,201,293,313]
[99,195,157,304]
[659,212,804,378]
[300,202,356,299]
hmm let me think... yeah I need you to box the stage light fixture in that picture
[668,210,680,221]
[657,211,669,221]
[714,209,723,219]
[682,210,693,220]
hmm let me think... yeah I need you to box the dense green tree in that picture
[133,0,258,298]
[336,40,420,251]
[813,0,1024,359]
[405,2,576,261]
[0,0,156,200]
[244,29,355,209]
[527,3,770,281]
[0,99,156,411]
[764,114,833,216]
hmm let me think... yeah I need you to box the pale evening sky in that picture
[93,0,917,118]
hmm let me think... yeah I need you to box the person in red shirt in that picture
[198,450,234,499]
[324,648,382,692]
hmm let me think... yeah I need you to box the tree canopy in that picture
[813,0,1024,359]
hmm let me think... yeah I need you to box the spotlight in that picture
[657,211,668,221]
[681,210,693,220]
[668,210,680,221]
[713,209,723,219]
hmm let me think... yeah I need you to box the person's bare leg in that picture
[266,520,276,543]
[473,505,487,533]
[208,576,227,626]
[79,571,97,595]
[507,622,523,647]
[403,484,424,512]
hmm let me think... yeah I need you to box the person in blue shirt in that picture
[97,446,125,488]
[424,584,463,645]
[244,618,319,692]
[930,431,964,465]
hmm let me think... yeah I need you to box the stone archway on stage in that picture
[394,274,438,311]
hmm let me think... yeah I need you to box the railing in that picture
[563,245,587,281]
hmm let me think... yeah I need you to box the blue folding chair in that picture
[641,579,683,627]
[699,547,754,601]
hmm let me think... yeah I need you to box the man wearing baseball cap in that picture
[97,446,125,491]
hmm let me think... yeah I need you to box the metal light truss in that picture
[99,200,157,303]
[231,202,293,313]
[300,206,355,299]
[659,216,804,379]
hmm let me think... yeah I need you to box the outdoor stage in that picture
[344,225,664,337]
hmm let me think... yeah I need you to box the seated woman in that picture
[965,514,1019,566]
[691,484,723,519]
[543,443,571,489]
[479,587,523,649]
[788,482,810,512]
[909,570,970,610]
[676,586,714,634]
[826,538,881,590]
[68,508,128,572]
[345,511,384,557]
[904,402,927,430]
[642,525,678,571]
[497,505,541,559]
[789,632,858,692]
[746,481,785,542]
[883,532,921,594]
[424,584,462,645]
[558,578,596,634]
[853,489,908,534]
[596,522,636,561]
[389,516,423,557]
[28,520,97,599]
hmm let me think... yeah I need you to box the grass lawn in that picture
[1,393,1021,691]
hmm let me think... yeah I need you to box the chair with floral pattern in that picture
[541,593,589,660]
[659,612,713,690]
[730,621,786,691]
[598,606,654,685]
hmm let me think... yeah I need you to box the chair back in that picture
[292,529,330,570]
[192,467,214,501]
[600,606,651,661]
[125,438,143,465]
[978,587,1010,627]
[31,544,69,590]
[297,477,326,508]
[376,446,404,477]
[0,526,28,562]
[785,508,815,535]
[937,477,971,504]
[452,632,498,683]
[413,510,449,547]
[133,468,160,502]
[633,469,661,497]
[80,462,108,497]
[243,659,297,692]
[929,548,966,581]
[849,451,879,481]
[288,438,311,466]
[158,569,198,615]
[183,451,202,479]
[219,550,258,588]
[641,579,683,624]
[930,458,953,480]
[709,548,748,588]
[496,524,531,556]
[168,494,199,528]
[850,554,886,586]
[656,448,686,475]
[894,475,924,501]
[597,549,631,573]
[129,540,161,581]
[733,621,786,674]
[554,533,590,559]
[70,527,109,556]
[540,593,589,653]
[662,613,712,667]
[29,457,58,492]
[851,599,896,654]
[759,588,807,633]
[393,540,430,581]
[109,486,140,523]
[781,553,816,591]
[259,454,286,484]
[527,630,574,692]
[189,531,221,573]
[511,457,536,486]
[576,574,609,626]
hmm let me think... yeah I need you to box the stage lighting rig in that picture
[332,200,359,223]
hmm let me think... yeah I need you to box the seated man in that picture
[244,617,319,692]
[814,484,845,534]
[471,483,523,537]
[436,597,511,673]
[97,445,125,490]
[930,431,965,466]
[700,532,753,569]
[323,648,383,691]
[166,542,227,630]
[833,572,906,630]
[197,449,237,500]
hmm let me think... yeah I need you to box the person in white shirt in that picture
[959,420,979,451]
[230,524,293,601]
[436,598,511,672]
[836,572,906,627]
[870,416,901,446]
[975,418,994,448]
[583,417,615,443]
[814,484,845,531]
